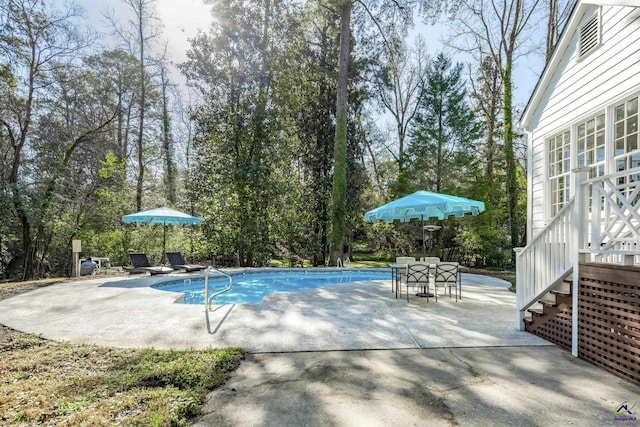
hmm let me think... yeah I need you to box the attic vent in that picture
[579,13,599,58]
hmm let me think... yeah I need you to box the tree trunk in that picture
[330,0,351,266]
[546,0,559,62]
[436,90,444,192]
[8,54,36,280]
[503,53,519,253]
[136,3,146,212]
[485,87,500,208]
[160,66,176,205]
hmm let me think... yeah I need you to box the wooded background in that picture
[0,0,571,280]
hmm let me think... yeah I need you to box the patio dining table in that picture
[387,263,435,299]
[387,263,407,298]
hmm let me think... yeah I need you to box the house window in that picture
[579,11,600,58]
[577,113,605,178]
[548,130,571,216]
[614,96,640,182]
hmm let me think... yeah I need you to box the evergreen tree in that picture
[407,53,481,194]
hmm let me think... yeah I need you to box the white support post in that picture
[513,247,525,331]
[571,168,590,357]
[590,179,601,256]
[71,240,82,278]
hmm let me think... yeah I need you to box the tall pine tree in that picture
[407,53,481,194]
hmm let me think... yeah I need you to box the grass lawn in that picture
[0,280,243,426]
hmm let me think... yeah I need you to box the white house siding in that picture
[525,4,640,239]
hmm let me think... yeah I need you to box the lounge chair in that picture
[126,253,174,275]
[166,252,206,272]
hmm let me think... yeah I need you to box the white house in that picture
[516,0,640,370]
[520,0,640,237]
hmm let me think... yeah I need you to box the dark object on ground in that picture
[80,258,98,276]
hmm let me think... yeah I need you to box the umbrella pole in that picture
[163,224,167,264]
[421,214,425,258]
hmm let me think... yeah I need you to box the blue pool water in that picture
[152,268,389,305]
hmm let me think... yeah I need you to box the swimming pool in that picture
[152,268,389,304]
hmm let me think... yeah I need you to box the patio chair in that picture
[403,261,432,302]
[420,256,440,265]
[126,253,174,275]
[433,262,461,302]
[419,257,439,289]
[394,256,416,293]
[166,252,206,272]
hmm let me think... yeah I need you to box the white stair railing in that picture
[515,166,640,332]
[515,198,575,330]
[584,167,640,264]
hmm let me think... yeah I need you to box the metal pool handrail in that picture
[204,266,233,311]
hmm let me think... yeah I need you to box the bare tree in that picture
[155,48,177,205]
[0,0,91,279]
[545,0,572,62]
[373,35,430,196]
[107,0,162,211]
[444,0,543,250]
[84,49,140,168]
[469,55,502,207]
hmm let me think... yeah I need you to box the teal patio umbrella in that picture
[122,207,203,262]
[364,191,485,255]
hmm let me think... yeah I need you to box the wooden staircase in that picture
[523,279,572,350]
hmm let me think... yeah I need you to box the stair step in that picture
[524,276,574,350]
[539,295,557,306]
[554,295,572,305]
[555,279,572,293]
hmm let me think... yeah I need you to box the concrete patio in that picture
[1,271,638,426]
[0,271,546,351]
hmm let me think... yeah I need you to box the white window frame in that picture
[613,95,640,190]
[547,130,571,217]
[576,112,606,179]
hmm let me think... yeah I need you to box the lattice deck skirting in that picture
[578,262,640,384]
